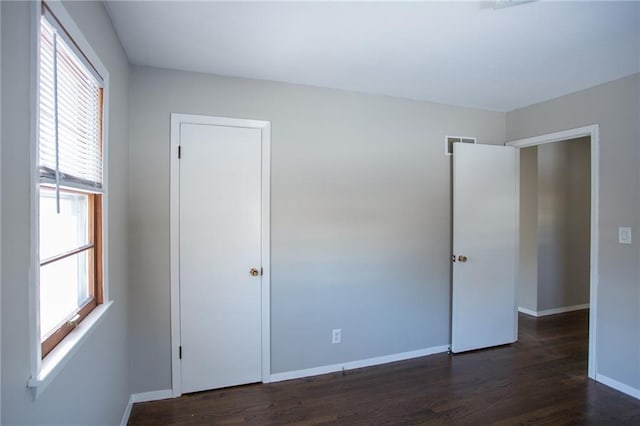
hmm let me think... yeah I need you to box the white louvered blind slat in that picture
[39,16,103,192]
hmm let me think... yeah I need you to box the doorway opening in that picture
[518,136,591,318]
[506,125,599,379]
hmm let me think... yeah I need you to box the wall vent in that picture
[445,136,476,156]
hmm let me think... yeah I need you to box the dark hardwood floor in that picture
[129,311,640,425]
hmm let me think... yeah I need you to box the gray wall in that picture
[537,138,590,311]
[1,2,130,424]
[507,73,640,390]
[518,146,538,311]
[564,138,591,309]
[128,66,506,392]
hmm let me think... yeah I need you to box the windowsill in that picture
[27,301,113,399]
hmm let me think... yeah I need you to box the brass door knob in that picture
[250,268,260,277]
[458,255,468,263]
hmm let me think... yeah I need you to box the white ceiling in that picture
[105,1,640,112]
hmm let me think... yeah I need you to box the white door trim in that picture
[170,113,271,397]
[506,124,599,380]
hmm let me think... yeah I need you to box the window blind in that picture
[39,15,103,193]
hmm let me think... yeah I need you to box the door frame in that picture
[169,113,271,397]
[506,124,599,380]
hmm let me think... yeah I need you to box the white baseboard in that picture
[131,389,173,403]
[596,374,640,400]
[270,345,449,383]
[120,389,173,425]
[518,303,589,317]
[517,307,538,317]
[120,395,134,426]
[538,304,590,316]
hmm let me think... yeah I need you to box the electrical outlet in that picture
[332,328,341,344]
[619,227,632,244]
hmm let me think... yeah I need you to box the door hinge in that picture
[179,345,182,359]
[178,146,182,159]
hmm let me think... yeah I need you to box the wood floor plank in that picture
[129,311,640,425]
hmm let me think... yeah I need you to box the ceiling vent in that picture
[445,136,476,156]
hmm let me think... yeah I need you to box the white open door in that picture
[451,143,518,353]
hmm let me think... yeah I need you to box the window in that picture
[38,5,104,358]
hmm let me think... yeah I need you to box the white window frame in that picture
[27,0,112,399]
